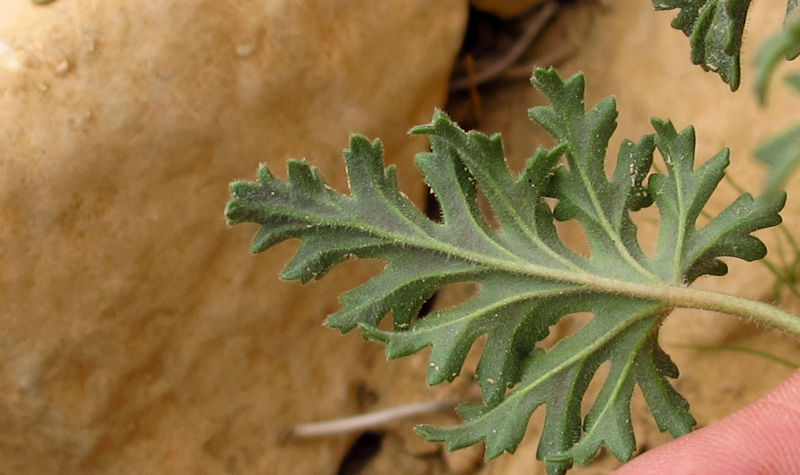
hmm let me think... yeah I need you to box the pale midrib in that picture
[411,286,586,336]
[288,183,800,335]
[448,139,585,274]
[477,172,584,273]
[563,122,662,284]
[564,316,659,460]
[467,303,664,441]
[663,140,689,282]
[324,213,800,336]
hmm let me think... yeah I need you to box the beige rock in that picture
[0,1,467,474]
[470,0,547,18]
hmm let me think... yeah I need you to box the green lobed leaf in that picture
[755,10,800,104]
[753,4,800,193]
[651,0,752,91]
[755,121,800,194]
[226,68,784,474]
[755,73,800,194]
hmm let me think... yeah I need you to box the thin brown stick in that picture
[450,1,559,92]
[465,55,485,123]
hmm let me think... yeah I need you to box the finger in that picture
[612,368,800,475]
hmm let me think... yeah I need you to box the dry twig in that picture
[284,400,456,440]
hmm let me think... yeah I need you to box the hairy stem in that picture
[649,284,800,336]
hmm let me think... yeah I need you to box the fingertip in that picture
[612,369,800,475]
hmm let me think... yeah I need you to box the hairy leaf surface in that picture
[226,69,784,474]
[653,0,800,92]
[652,0,752,90]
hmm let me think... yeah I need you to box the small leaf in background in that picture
[756,76,800,192]
[755,10,800,104]
[226,68,784,474]
[651,0,752,91]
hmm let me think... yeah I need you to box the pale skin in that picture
[612,368,800,475]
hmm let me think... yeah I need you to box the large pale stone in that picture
[0,1,467,474]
